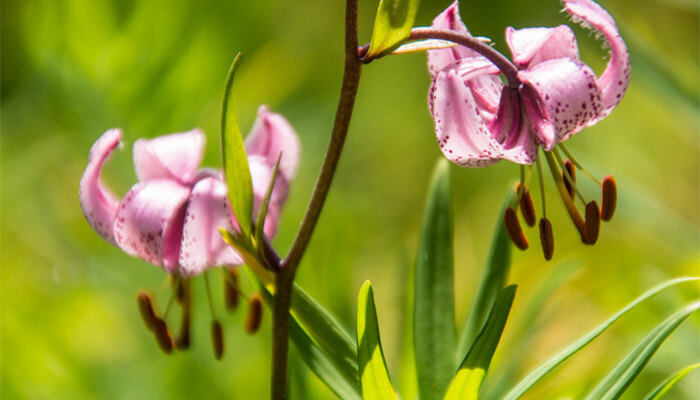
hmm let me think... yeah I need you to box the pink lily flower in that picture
[426,0,627,258]
[79,105,300,277]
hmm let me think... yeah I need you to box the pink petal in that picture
[79,129,122,244]
[489,89,539,164]
[564,0,630,116]
[519,58,603,149]
[244,105,300,181]
[113,180,190,273]
[429,67,504,167]
[427,1,503,112]
[505,25,579,69]
[178,177,243,276]
[133,129,205,185]
[250,155,289,239]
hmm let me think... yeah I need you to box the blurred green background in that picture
[2,0,698,398]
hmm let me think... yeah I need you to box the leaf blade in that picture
[357,281,398,399]
[365,0,421,58]
[221,53,254,238]
[444,285,517,400]
[414,159,456,400]
[254,152,281,250]
[643,363,700,400]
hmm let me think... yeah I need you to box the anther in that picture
[563,159,576,199]
[517,184,536,227]
[176,279,191,350]
[152,317,174,354]
[539,218,554,261]
[504,207,529,250]
[172,276,185,304]
[585,201,601,245]
[210,320,224,360]
[136,291,157,331]
[600,175,617,221]
[244,293,264,334]
[224,268,240,312]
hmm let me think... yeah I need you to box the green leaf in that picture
[457,191,514,364]
[502,277,699,400]
[444,285,517,400]
[221,53,254,238]
[414,159,456,400]
[365,0,421,58]
[254,152,281,250]
[586,301,700,400]
[357,281,398,399]
[643,363,700,400]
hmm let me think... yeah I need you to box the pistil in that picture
[543,151,588,243]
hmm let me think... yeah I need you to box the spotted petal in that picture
[430,67,504,167]
[505,25,579,69]
[490,88,539,164]
[244,105,300,181]
[564,0,630,116]
[113,180,190,273]
[133,129,205,185]
[519,58,603,149]
[79,129,122,243]
[178,177,243,276]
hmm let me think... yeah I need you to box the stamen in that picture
[558,143,601,185]
[203,270,216,318]
[244,293,264,334]
[224,267,240,312]
[543,151,588,243]
[176,278,191,350]
[539,218,554,261]
[563,159,576,200]
[504,207,529,250]
[517,183,536,227]
[152,317,174,354]
[600,175,617,221]
[210,320,225,360]
[585,201,601,245]
[553,148,586,205]
[136,291,157,331]
[171,275,184,304]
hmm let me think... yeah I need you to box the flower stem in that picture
[269,0,361,398]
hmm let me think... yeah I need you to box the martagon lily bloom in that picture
[427,0,628,259]
[79,105,300,355]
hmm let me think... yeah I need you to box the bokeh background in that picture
[2,0,698,398]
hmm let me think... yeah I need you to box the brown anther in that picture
[136,291,157,331]
[504,207,529,250]
[172,276,185,304]
[563,159,576,199]
[244,293,264,334]
[152,317,174,354]
[539,218,554,261]
[585,201,601,245]
[517,184,536,227]
[176,280,191,350]
[600,175,617,221]
[210,320,224,360]
[224,268,240,312]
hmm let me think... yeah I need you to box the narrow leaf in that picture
[255,152,281,249]
[444,285,517,400]
[414,159,456,400]
[357,281,398,399]
[643,363,700,400]
[365,0,421,58]
[503,277,699,400]
[221,53,254,237]
[457,191,514,364]
[585,301,700,400]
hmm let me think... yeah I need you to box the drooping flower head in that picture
[79,105,300,355]
[427,0,627,259]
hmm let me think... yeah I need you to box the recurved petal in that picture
[430,68,504,167]
[133,129,205,185]
[249,156,288,239]
[113,180,190,273]
[427,1,472,77]
[519,58,603,149]
[488,89,538,165]
[505,25,579,69]
[564,0,630,117]
[178,177,243,276]
[244,105,300,181]
[79,129,122,244]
